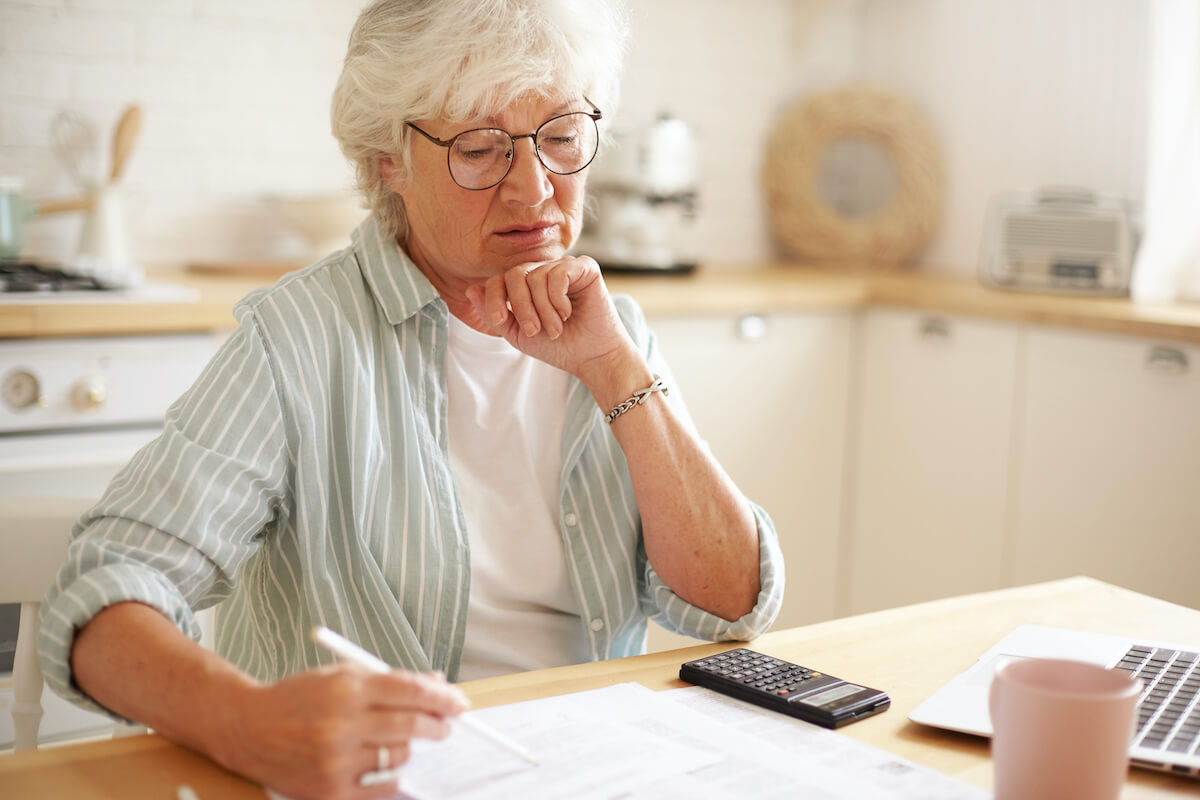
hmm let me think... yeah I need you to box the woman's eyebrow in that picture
[483,100,577,126]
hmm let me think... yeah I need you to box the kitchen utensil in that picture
[109,105,142,183]
[66,103,145,287]
[50,110,99,191]
[580,113,698,273]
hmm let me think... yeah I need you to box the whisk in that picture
[50,109,99,190]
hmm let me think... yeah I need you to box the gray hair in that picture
[331,0,629,240]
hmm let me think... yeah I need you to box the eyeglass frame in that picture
[405,98,603,191]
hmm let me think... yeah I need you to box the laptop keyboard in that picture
[1113,645,1200,754]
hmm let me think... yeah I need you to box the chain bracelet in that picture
[605,375,669,424]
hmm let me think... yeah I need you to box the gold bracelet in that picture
[605,375,669,424]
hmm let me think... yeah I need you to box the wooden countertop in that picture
[4,261,1200,343]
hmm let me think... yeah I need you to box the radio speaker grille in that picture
[1004,213,1120,253]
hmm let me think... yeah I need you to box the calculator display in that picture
[796,683,866,709]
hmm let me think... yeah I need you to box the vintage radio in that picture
[980,187,1136,295]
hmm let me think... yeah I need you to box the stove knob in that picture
[2,369,43,410]
[73,376,108,410]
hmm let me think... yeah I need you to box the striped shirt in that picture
[38,215,785,721]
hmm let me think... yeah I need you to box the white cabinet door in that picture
[1011,328,1200,609]
[647,310,853,640]
[846,308,1020,615]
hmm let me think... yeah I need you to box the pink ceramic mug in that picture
[989,658,1141,800]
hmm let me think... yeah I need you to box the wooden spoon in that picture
[109,104,142,183]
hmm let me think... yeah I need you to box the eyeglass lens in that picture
[448,112,598,190]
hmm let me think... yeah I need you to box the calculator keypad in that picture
[686,648,823,699]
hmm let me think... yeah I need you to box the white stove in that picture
[0,290,222,748]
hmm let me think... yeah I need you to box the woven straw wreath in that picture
[763,85,943,267]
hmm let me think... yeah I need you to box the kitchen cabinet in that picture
[845,309,1020,615]
[1010,328,1200,609]
[643,310,854,651]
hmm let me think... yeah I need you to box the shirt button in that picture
[564,512,579,527]
[590,618,604,632]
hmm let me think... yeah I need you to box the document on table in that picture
[383,682,989,800]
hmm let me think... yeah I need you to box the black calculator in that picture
[679,647,890,729]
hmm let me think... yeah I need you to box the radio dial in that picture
[73,377,109,410]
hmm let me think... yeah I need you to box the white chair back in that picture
[0,497,124,751]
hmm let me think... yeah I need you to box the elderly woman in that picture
[39,0,784,797]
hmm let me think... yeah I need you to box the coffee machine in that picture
[579,113,698,273]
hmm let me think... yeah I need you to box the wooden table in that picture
[3,576,1198,798]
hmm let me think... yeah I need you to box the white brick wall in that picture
[0,0,853,269]
[1,1,1144,274]
[0,0,363,265]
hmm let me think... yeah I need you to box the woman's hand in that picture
[71,602,469,800]
[464,255,640,387]
[217,663,469,800]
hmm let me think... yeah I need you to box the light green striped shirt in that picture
[39,216,784,720]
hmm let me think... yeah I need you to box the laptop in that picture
[909,624,1200,778]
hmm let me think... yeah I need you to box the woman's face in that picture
[392,94,591,291]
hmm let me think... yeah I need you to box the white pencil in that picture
[310,626,539,766]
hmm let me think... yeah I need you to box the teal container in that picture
[0,177,37,260]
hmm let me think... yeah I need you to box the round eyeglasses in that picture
[406,101,602,191]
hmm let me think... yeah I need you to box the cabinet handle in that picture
[918,316,951,341]
[736,314,768,340]
[1145,345,1189,375]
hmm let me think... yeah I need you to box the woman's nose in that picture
[500,137,553,205]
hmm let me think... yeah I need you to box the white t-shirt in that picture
[445,315,589,681]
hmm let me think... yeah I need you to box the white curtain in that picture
[1131,0,1200,303]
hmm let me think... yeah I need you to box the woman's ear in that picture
[380,156,408,194]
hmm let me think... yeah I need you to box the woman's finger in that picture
[502,266,540,337]
[524,265,565,339]
[479,275,507,327]
[363,670,469,717]
[547,263,573,323]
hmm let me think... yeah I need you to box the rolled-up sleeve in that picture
[642,500,785,642]
[38,310,290,719]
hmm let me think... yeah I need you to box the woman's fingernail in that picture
[524,323,538,336]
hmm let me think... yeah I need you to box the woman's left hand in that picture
[464,255,637,383]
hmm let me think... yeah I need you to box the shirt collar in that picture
[351,214,442,325]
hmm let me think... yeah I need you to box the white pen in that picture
[310,625,539,766]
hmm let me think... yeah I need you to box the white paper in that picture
[386,682,989,800]
[398,683,715,799]
[650,686,991,800]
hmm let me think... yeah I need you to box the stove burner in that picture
[0,260,108,293]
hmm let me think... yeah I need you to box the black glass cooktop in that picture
[0,260,108,293]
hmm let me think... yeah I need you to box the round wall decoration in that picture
[763,84,943,267]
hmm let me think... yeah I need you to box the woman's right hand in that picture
[214,662,469,800]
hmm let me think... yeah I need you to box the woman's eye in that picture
[460,145,501,161]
